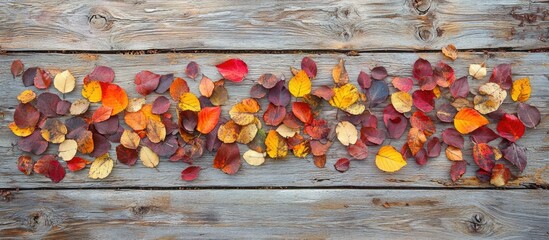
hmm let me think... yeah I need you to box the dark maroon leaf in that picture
[470,126,499,144]
[367,80,389,107]
[501,142,527,173]
[357,71,372,89]
[22,67,37,87]
[14,103,40,129]
[450,161,467,182]
[198,96,214,109]
[347,139,368,160]
[419,76,437,91]
[33,155,65,183]
[360,127,385,146]
[56,100,71,116]
[105,125,124,143]
[487,108,506,121]
[383,104,407,139]
[412,90,435,112]
[250,84,268,99]
[36,92,61,118]
[135,70,161,96]
[179,110,198,133]
[268,80,291,107]
[156,73,174,93]
[449,76,469,98]
[413,58,433,81]
[90,132,111,157]
[442,128,464,148]
[11,60,24,78]
[490,63,512,90]
[517,103,541,128]
[94,115,119,135]
[334,158,350,172]
[181,166,201,181]
[185,61,200,79]
[65,117,88,135]
[116,144,138,166]
[263,103,286,126]
[400,143,413,159]
[433,61,455,87]
[371,66,388,80]
[414,148,428,165]
[301,57,317,79]
[472,143,495,172]
[476,169,491,182]
[152,96,170,115]
[205,119,223,152]
[436,103,457,123]
[426,137,441,158]
[142,135,178,157]
[18,130,48,155]
[84,66,115,84]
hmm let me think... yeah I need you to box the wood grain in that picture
[0,189,547,239]
[0,0,547,51]
[0,52,548,189]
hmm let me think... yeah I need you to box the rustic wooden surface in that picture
[0,0,548,51]
[1,0,548,238]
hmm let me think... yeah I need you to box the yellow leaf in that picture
[178,92,201,112]
[343,102,366,115]
[243,149,266,166]
[120,129,140,149]
[335,121,358,146]
[292,141,310,158]
[82,80,102,103]
[89,153,114,179]
[140,146,159,168]
[265,130,288,159]
[329,83,359,109]
[17,90,36,103]
[237,123,258,144]
[58,139,77,161]
[141,104,162,122]
[229,98,260,125]
[375,146,407,173]
[146,119,166,143]
[288,70,311,98]
[9,122,34,137]
[469,64,486,80]
[391,91,413,113]
[53,70,76,93]
[511,77,531,102]
[445,146,463,161]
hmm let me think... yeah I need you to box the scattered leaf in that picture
[135,70,161,96]
[229,98,260,125]
[375,146,407,172]
[17,155,34,175]
[366,81,389,106]
[510,77,531,102]
[357,71,372,89]
[442,128,464,148]
[426,137,441,158]
[126,98,146,113]
[169,77,190,101]
[469,64,486,80]
[91,106,113,123]
[289,70,312,98]
[334,158,350,172]
[14,103,40,129]
[301,57,317,78]
[243,149,266,166]
[102,83,129,115]
[332,59,349,86]
[216,58,248,82]
[178,92,201,112]
[490,164,511,187]
[412,90,435,113]
[41,119,67,143]
[391,91,413,113]
[34,68,52,89]
[181,166,201,181]
[17,89,36,103]
[146,119,166,143]
[89,153,114,179]
[116,144,139,166]
[84,66,115,84]
[392,77,413,92]
[473,143,495,172]
[185,61,200,79]
[265,130,288,159]
[34,155,65,183]
[371,66,388,80]
[347,139,368,160]
[517,103,540,128]
[11,60,24,78]
[213,143,241,174]
[490,63,512,90]
[501,141,527,173]
[454,108,489,134]
[329,83,359,109]
[497,113,525,142]
[336,121,358,146]
[197,106,221,134]
[66,157,91,172]
[58,139,77,161]
[140,146,160,168]
[82,81,102,103]
[473,82,507,114]
[442,44,458,60]
[445,146,463,161]
[292,102,313,124]
[18,130,48,154]
[450,161,467,182]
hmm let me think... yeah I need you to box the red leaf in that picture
[313,85,335,100]
[470,126,499,144]
[490,63,512,90]
[410,111,435,137]
[517,103,541,128]
[412,90,435,112]
[135,70,161,96]
[357,71,372,89]
[501,141,527,173]
[304,119,330,140]
[476,169,491,182]
[216,58,248,82]
[436,103,457,123]
[34,68,52,89]
[17,155,34,175]
[213,143,241,174]
[442,128,464,148]
[36,92,61,118]
[283,112,303,129]
[66,157,90,172]
[472,143,495,172]
[33,155,65,183]
[181,166,201,181]
[426,137,441,158]
[84,66,115,84]
[449,76,469,98]
[334,158,350,172]
[496,114,525,142]
[292,102,313,124]
[91,106,113,123]
[370,66,388,80]
[301,57,317,78]
[17,130,48,155]
[450,161,467,182]
[383,104,407,139]
[414,148,428,165]
[185,61,200,79]
[360,127,385,146]
[392,77,413,92]
[263,103,286,126]
[413,58,433,81]
[11,60,24,78]
[250,84,268,99]
[347,139,368,160]
[310,140,332,156]
[14,103,40,129]
[268,80,291,107]
[433,61,455,87]
[116,144,138,166]
[152,96,171,115]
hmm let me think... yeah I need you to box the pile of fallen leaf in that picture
[9,47,540,186]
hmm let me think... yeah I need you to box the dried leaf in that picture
[490,164,511,187]
[441,44,458,60]
[301,57,317,78]
[17,89,36,103]
[454,108,489,134]
[392,77,413,92]
[169,77,190,101]
[89,153,114,179]
[11,60,24,78]
[217,120,240,143]
[243,149,266,166]
[146,119,166,143]
[140,146,159,168]
[237,122,258,144]
[334,158,350,172]
[14,103,39,129]
[18,130,48,154]
[135,70,161,96]
[517,103,540,128]
[473,143,495,172]
[41,119,67,143]
[407,127,427,156]
[229,98,260,125]
[34,68,52,89]
[335,121,358,146]
[53,70,76,93]
[91,106,113,123]
[469,64,486,80]
[329,83,359,109]
[496,113,524,142]
[289,70,311,98]
[265,130,288,159]
[58,139,77,161]
[264,103,286,126]
[510,77,531,102]
[34,155,65,183]
[268,80,291,107]
[473,82,507,114]
[199,75,215,97]
[18,155,34,175]
[375,146,407,172]
[181,166,201,181]
[357,71,372,89]
[197,106,221,134]
[185,61,200,79]
[121,129,140,149]
[84,66,115,84]
[490,63,512,90]
[445,146,463,161]
[82,81,102,103]
[347,139,368,160]
[213,143,241,174]
[156,73,174,93]
[9,122,34,137]
[450,76,469,98]
[332,59,349,86]
[450,161,467,182]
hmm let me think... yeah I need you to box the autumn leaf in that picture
[152,96,170,115]
[472,143,495,172]
[329,83,359,109]
[454,108,489,134]
[265,130,288,159]
[216,58,248,82]
[9,122,34,137]
[243,149,266,166]
[116,145,138,166]
[391,91,412,113]
[407,127,427,156]
[511,78,531,102]
[473,82,507,114]
[292,102,313,124]
[82,81,102,103]
[469,64,486,80]
[140,146,160,168]
[334,158,350,172]
[58,139,78,161]
[490,164,511,187]
[501,141,527,173]
[289,70,311,98]
[332,59,349,86]
[490,63,512,90]
[53,70,76,93]
[135,70,161,96]
[517,103,540,128]
[11,60,24,78]
[237,122,258,144]
[34,155,65,183]
[496,113,525,142]
[178,92,201,112]
[442,44,458,60]
[169,77,190,101]
[229,98,260,125]
[146,119,166,143]
[17,90,36,104]
[375,146,407,173]
[126,98,145,113]
[84,66,115,84]
[121,129,140,149]
[445,146,463,161]
[34,68,52,89]
[213,143,241,174]
[301,57,317,78]
[366,81,389,107]
[197,106,221,134]
[264,103,286,126]
[199,75,215,97]
[41,119,67,143]
[18,155,34,175]
[181,166,201,181]
[89,153,114,179]
[336,121,358,146]
[450,161,467,182]
[91,106,113,123]
[217,120,240,144]
[69,99,90,116]
[18,130,48,154]
[14,103,39,129]
[125,110,147,131]
[413,90,435,113]
[102,83,129,115]
[66,157,91,172]
[185,61,200,79]
[442,128,464,148]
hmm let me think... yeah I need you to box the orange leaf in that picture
[124,110,147,131]
[213,143,241,174]
[101,83,128,115]
[454,108,489,134]
[91,106,113,123]
[197,106,221,134]
[169,77,190,101]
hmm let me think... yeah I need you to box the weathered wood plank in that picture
[0,52,548,188]
[0,0,547,51]
[0,189,547,239]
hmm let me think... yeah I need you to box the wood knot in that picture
[25,210,59,232]
[467,213,488,233]
[131,205,156,217]
[412,0,431,15]
[417,26,433,41]
[88,7,113,31]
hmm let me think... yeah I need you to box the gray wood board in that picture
[0,52,548,189]
[0,0,548,51]
[0,189,548,239]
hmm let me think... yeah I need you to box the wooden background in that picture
[0,0,548,238]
